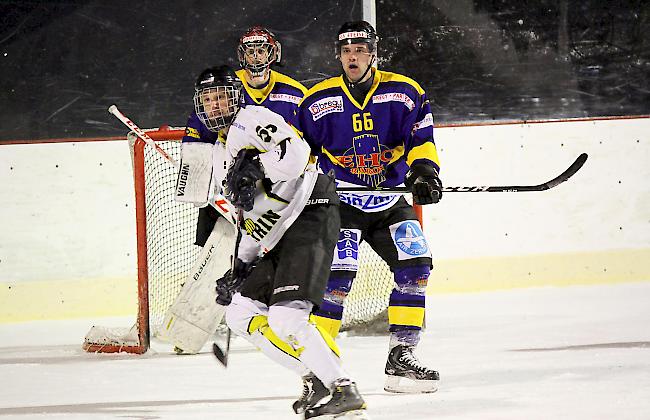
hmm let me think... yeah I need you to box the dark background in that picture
[1,0,648,141]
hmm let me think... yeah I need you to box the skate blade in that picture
[384,375,438,394]
[308,409,370,419]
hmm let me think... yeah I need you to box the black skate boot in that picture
[304,378,369,419]
[384,344,439,393]
[292,373,330,414]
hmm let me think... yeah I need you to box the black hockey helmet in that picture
[237,25,282,77]
[193,65,243,132]
[335,20,378,56]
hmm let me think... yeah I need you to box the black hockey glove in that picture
[405,162,443,205]
[215,258,256,306]
[224,149,265,211]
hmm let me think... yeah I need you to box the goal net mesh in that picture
[85,128,405,353]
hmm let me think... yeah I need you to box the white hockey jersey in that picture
[212,105,318,263]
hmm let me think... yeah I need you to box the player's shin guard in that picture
[384,265,438,394]
[225,295,308,376]
[311,275,352,338]
[268,302,348,391]
[387,265,428,334]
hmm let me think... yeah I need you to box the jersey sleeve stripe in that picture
[406,142,440,167]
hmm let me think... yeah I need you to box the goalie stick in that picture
[109,104,179,167]
[109,104,235,223]
[336,153,588,193]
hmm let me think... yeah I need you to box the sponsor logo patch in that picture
[243,210,281,241]
[269,93,301,104]
[339,31,370,40]
[390,220,430,260]
[308,96,344,121]
[372,92,415,111]
[331,229,361,271]
[412,113,433,131]
[185,127,200,139]
[242,35,267,44]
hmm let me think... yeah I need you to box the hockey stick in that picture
[336,153,588,193]
[109,104,236,223]
[212,210,244,367]
[108,105,179,167]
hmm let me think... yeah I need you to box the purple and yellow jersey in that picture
[182,70,305,145]
[236,69,306,127]
[181,111,224,144]
[296,69,440,190]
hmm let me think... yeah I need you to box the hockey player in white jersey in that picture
[193,65,369,419]
[163,26,307,355]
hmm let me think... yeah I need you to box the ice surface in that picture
[1,283,649,419]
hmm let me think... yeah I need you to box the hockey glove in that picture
[215,258,256,306]
[224,149,265,211]
[405,162,443,205]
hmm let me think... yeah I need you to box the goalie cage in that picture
[83,126,423,353]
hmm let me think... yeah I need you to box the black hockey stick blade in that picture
[336,153,588,194]
[212,328,231,367]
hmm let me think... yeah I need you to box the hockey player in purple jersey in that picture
[296,21,443,396]
[184,25,306,250]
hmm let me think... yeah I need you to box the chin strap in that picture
[348,54,376,88]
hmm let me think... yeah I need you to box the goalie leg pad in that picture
[159,217,236,354]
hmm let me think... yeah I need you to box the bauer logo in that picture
[390,220,430,259]
[308,96,344,121]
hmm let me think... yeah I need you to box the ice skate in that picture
[384,344,439,393]
[304,379,369,419]
[293,373,330,414]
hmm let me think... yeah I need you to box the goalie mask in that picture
[193,65,243,132]
[335,20,378,58]
[237,26,282,77]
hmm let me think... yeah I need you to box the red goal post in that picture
[83,126,422,353]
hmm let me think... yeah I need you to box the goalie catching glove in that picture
[405,162,443,205]
[215,258,257,306]
[224,148,265,211]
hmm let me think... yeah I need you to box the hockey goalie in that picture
[156,91,238,354]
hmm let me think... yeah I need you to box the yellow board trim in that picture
[427,248,650,294]
[0,277,137,323]
[2,249,648,323]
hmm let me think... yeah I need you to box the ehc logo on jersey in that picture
[309,96,344,121]
[390,220,430,260]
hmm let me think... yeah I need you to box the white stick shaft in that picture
[108,104,179,168]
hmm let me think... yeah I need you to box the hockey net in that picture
[83,127,421,353]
